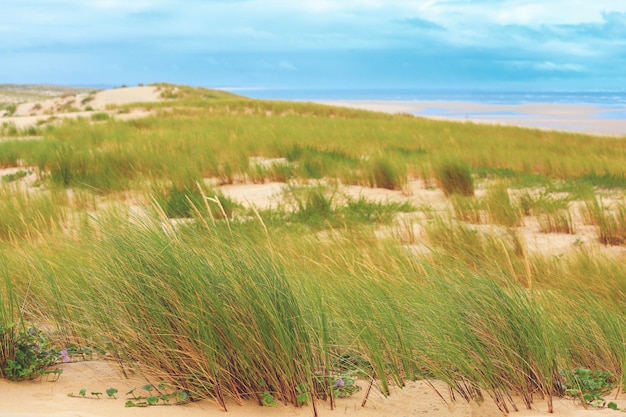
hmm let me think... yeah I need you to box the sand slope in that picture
[1,86,163,128]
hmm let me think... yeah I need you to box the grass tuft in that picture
[435,161,474,196]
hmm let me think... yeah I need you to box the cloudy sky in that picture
[1,1,625,91]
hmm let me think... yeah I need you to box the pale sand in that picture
[1,86,163,128]
[2,360,623,417]
[314,100,626,137]
[218,179,624,258]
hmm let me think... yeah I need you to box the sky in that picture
[1,0,625,92]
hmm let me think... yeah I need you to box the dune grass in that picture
[0,85,625,413]
[3,205,623,413]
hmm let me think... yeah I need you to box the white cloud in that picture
[534,61,586,72]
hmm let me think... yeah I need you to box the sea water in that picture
[230,88,626,109]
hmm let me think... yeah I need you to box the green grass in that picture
[0,184,67,242]
[435,161,475,196]
[581,198,626,245]
[5,207,623,412]
[0,84,625,414]
[484,182,523,227]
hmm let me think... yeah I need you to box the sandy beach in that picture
[2,360,623,417]
[314,100,626,137]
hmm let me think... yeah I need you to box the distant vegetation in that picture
[0,84,624,414]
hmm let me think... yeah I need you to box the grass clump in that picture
[484,182,523,227]
[0,185,67,241]
[343,197,414,224]
[451,194,483,223]
[581,198,626,245]
[90,112,110,122]
[153,179,239,219]
[435,161,474,196]
[368,158,406,190]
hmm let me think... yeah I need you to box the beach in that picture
[313,100,626,137]
[2,360,623,417]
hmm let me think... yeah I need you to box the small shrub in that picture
[1,326,60,381]
[435,161,474,196]
[2,104,17,116]
[560,368,615,408]
[81,95,95,105]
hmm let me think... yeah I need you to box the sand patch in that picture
[1,86,164,129]
[314,100,626,137]
[0,360,623,417]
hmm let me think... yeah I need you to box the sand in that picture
[1,86,163,129]
[313,100,626,137]
[2,360,623,417]
[2,87,626,416]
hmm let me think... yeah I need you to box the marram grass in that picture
[0,85,625,414]
[2,204,623,413]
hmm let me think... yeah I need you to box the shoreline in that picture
[312,100,626,137]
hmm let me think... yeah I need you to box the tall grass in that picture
[0,185,67,242]
[2,85,626,196]
[434,161,474,196]
[0,250,18,378]
[2,205,620,413]
[484,182,523,227]
[1,85,625,413]
[581,198,626,245]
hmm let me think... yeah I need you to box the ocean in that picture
[229,88,626,108]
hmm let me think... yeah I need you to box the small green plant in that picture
[69,387,118,400]
[1,170,31,183]
[296,382,310,405]
[561,368,616,408]
[1,325,60,381]
[81,95,95,105]
[332,374,361,398]
[70,382,187,406]
[124,382,188,407]
[262,391,277,407]
[1,103,17,116]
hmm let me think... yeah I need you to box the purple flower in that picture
[60,349,70,363]
[333,378,345,388]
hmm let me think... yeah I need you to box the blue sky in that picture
[1,1,625,91]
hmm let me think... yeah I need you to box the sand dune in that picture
[1,86,163,128]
